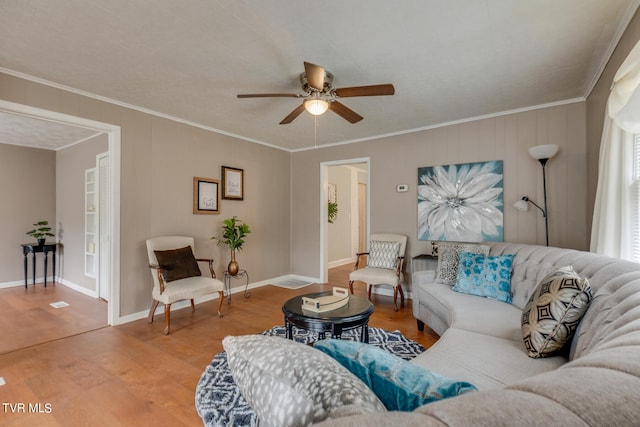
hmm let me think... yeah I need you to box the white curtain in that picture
[591,41,640,260]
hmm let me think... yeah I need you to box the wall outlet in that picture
[396,184,409,192]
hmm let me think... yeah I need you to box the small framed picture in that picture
[193,177,220,214]
[222,166,244,200]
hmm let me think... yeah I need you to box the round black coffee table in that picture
[282,292,374,343]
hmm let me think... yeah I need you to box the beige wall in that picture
[587,9,640,236]
[6,7,638,310]
[56,134,108,292]
[291,102,588,281]
[0,72,291,318]
[328,165,354,263]
[0,144,56,283]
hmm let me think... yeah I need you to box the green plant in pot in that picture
[328,201,338,223]
[26,220,55,246]
[212,216,251,276]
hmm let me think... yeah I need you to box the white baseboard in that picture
[272,273,321,284]
[0,276,57,289]
[0,276,98,300]
[0,279,24,289]
[328,257,356,268]
[58,278,98,298]
[114,276,282,325]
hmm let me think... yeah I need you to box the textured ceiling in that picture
[0,112,103,150]
[0,0,638,151]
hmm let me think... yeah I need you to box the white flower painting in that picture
[418,160,504,242]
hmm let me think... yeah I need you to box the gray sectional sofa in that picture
[319,242,640,426]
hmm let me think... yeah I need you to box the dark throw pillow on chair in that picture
[154,246,201,282]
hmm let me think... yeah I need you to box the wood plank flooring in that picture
[0,283,108,355]
[0,265,438,426]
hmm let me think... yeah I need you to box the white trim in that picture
[0,67,287,152]
[584,0,640,99]
[57,278,99,298]
[320,158,370,283]
[292,98,585,152]
[1,67,590,153]
[0,280,24,289]
[57,132,105,151]
[117,275,315,324]
[0,100,122,328]
[0,278,96,299]
[328,257,356,269]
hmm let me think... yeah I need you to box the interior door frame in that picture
[96,151,110,301]
[0,99,121,326]
[319,157,370,283]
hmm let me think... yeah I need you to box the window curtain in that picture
[591,41,640,260]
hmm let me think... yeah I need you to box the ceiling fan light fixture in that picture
[304,98,330,116]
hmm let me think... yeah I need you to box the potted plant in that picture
[26,220,55,246]
[212,216,251,276]
[328,201,338,223]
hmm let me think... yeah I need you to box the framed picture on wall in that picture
[417,160,504,242]
[193,177,220,214]
[222,166,244,200]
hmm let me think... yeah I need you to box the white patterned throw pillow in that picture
[367,240,401,270]
[521,266,592,358]
[223,335,386,427]
[435,242,490,285]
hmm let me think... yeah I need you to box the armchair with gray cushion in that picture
[146,236,225,334]
[348,233,407,311]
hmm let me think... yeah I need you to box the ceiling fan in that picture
[237,61,395,125]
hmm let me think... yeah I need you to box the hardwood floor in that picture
[0,283,108,355]
[0,265,438,426]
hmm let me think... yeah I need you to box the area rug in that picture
[195,325,426,427]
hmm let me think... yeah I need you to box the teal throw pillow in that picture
[313,339,477,411]
[452,252,514,303]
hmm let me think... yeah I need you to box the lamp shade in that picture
[513,199,529,212]
[528,144,559,160]
[304,98,329,115]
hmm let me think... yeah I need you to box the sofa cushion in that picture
[314,339,477,411]
[367,240,401,270]
[223,334,386,427]
[411,328,567,390]
[453,252,514,303]
[154,245,201,282]
[435,242,490,285]
[522,266,592,358]
[416,281,524,341]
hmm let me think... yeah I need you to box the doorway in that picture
[0,99,121,327]
[320,158,370,283]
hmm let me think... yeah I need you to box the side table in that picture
[224,269,251,303]
[411,253,438,274]
[21,242,59,288]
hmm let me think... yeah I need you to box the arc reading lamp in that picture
[513,144,559,246]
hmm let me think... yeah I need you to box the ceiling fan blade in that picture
[333,84,395,97]
[237,93,301,98]
[329,101,363,123]
[304,61,325,91]
[279,104,306,125]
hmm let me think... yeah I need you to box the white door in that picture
[97,152,110,301]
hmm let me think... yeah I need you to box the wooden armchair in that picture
[348,233,407,311]
[146,236,224,334]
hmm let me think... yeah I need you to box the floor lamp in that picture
[513,144,559,246]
